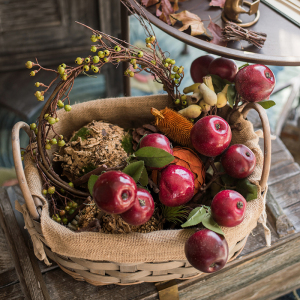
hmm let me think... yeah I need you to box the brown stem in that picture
[72,162,126,186]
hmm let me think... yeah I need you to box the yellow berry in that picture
[75,57,83,65]
[93,56,100,63]
[45,143,51,150]
[98,51,104,58]
[25,61,33,69]
[37,96,44,101]
[150,35,156,42]
[92,66,99,73]
[85,57,90,63]
[91,46,97,52]
[91,35,98,42]
[34,91,41,98]
[48,186,55,194]
[57,66,65,74]
[60,74,67,81]
[83,65,89,72]
[35,82,40,87]
[104,50,110,56]
[30,71,36,76]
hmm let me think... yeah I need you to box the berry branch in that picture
[25,15,185,224]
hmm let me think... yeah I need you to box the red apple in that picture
[139,133,173,155]
[159,165,194,207]
[185,229,229,273]
[190,55,215,83]
[120,187,155,226]
[221,144,256,178]
[191,115,232,157]
[208,57,238,82]
[235,64,275,102]
[211,190,247,227]
[93,171,137,214]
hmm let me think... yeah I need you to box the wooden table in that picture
[1,111,300,299]
[128,0,300,66]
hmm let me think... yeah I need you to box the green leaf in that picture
[181,207,206,228]
[210,74,231,94]
[220,164,236,186]
[121,132,134,154]
[122,161,144,183]
[202,213,224,235]
[139,166,148,186]
[239,63,250,70]
[227,84,237,108]
[88,174,99,196]
[71,127,90,142]
[236,178,258,201]
[258,100,276,109]
[134,147,174,168]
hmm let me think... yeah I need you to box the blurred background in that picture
[0,2,300,297]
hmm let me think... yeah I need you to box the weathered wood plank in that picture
[177,234,300,300]
[268,162,300,185]
[217,260,300,300]
[0,188,49,300]
[268,173,300,208]
[284,202,300,232]
[268,149,294,171]
[0,282,25,300]
[266,190,295,237]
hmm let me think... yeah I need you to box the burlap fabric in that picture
[23,94,266,263]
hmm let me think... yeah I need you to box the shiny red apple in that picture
[211,190,247,227]
[139,133,173,155]
[208,57,238,82]
[191,115,232,157]
[185,229,229,273]
[190,55,215,83]
[93,171,137,214]
[221,144,256,178]
[120,187,155,226]
[159,165,194,207]
[235,64,276,102]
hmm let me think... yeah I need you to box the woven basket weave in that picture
[12,94,271,285]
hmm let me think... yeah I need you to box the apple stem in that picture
[237,201,244,209]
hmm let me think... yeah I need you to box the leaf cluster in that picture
[181,206,224,235]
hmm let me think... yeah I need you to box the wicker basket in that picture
[12,95,271,285]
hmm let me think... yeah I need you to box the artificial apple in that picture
[159,165,194,207]
[221,144,256,178]
[208,57,238,82]
[190,115,232,157]
[235,64,275,102]
[211,190,247,227]
[120,187,155,226]
[93,171,137,214]
[190,55,215,83]
[139,133,173,155]
[185,229,229,273]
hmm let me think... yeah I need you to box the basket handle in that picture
[12,122,42,220]
[241,102,271,191]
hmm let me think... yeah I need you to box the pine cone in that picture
[132,124,158,151]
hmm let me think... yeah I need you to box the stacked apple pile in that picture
[88,56,275,274]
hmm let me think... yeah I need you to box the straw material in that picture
[22,94,265,266]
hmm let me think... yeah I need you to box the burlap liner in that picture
[22,94,268,263]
